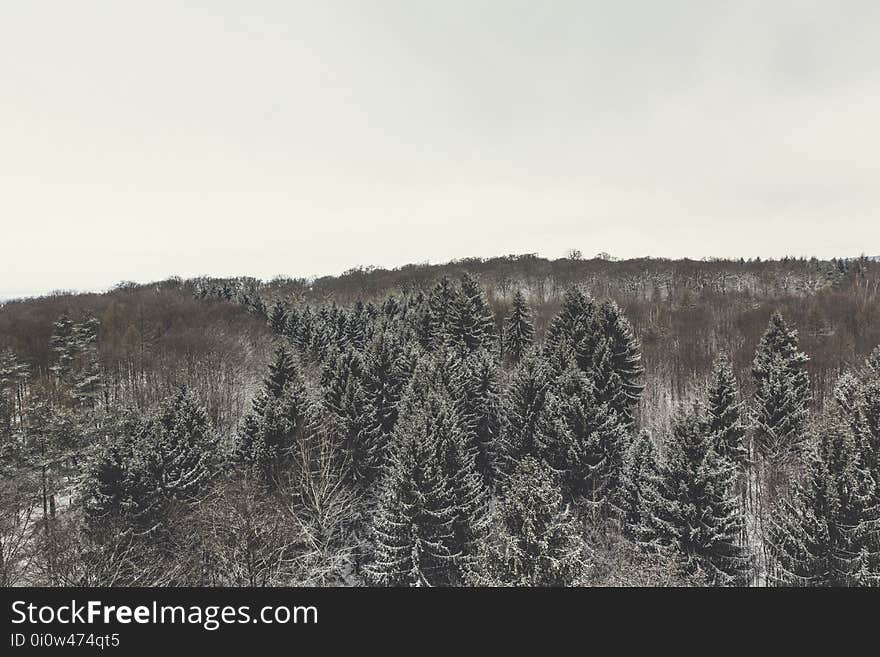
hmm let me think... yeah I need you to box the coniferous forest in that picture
[2,254,879,587]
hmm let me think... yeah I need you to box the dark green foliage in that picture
[503,289,534,364]
[498,349,553,474]
[236,346,312,486]
[770,408,880,586]
[469,457,589,586]
[650,407,750,585]
[753,312,811,469]
[619,431,663,542]
[705,354,748,469]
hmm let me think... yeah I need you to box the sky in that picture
[2,1,879,299]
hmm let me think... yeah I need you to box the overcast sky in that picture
[2,1,878,299]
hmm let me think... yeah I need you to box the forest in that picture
[1,253,879,586]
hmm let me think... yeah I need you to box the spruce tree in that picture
[127,389,219,534]
[503,290,534,364]
[366,371,461,586]
[470,457,589,586]
[72,316,102,408]
[652,406,750,585]
[360,325,406,481]
[498,349,553,476]
[752,312,811,479]
[49,314,77,385]
[455,350,502,488]
[236,346,312,486]
[705,354,748,469]
[539,366,629,513]
[769,410,880,586]
[596,300,644,423]
[446,274,496,355]
[426,276,457,349]
[619,431,664,542]
[268,301,288,335]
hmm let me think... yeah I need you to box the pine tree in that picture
[72,316,102,408]
[446,274,496,355]
[595,300,644,423]
[426,276,457,349]
[769,410,880,586]
[366,373,460,586]
[539,366,630,513]
[619,431,664,542]
[503,290,534,364]
[652,406,750,585]
[321,347,375,483]
[49,314,77,385]
[705,354,748,469]
[454,350,502,488]
[360,325,406,482]
[268,301,288,335]
[470,457,589,586]
[752,312,812,478]
[498,349,553,476]
[127,389,219,534]
[236,346,312,486]
[544,287,597,363]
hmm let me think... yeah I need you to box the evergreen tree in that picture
[705,354,748,469]
[426,276,457,349]
[360,325,407,481]
[268,301,288,335]
[321,347,375,483]
[503,289,534,364]
[769,410,880,586]
[539,366,629,513]
[652,406,750,585]
[752,312,812,478]
[619,431,664,542]
[595,300,644,423]
[49,314,77,385]
[544,287,597,363]
[127,390,219,534]
[455,350,502,487]
[236,346,312,486]
[366,374,460,586]
[446,274,496,355]
[72,316,102,408]
[470,457,589,586]
[498,349,553,476]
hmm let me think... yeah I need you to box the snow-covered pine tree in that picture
[366,369,462,586]
[497,348,554,477]
[446,273,496,355]
[652,406,750,585]
[469,457,590,586]
[539,365,630,514]
[127,389,219,534]
[752,312,812,484]
[268,301,288,335]
[619,431,664,543]
[586,336,631,427]
[454,349,502,488]
[595,300,644,423]
[544,287,597,363]
[236,346,313,486]
[705,354,748,469]
[49,314,77,386]
[769,408,880,586]
[502,289,534,364]
[408,354,490,566]
[360,324,406,482]
[321,347,375,483]
[426,276,457,349]
[72,315,102,408]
